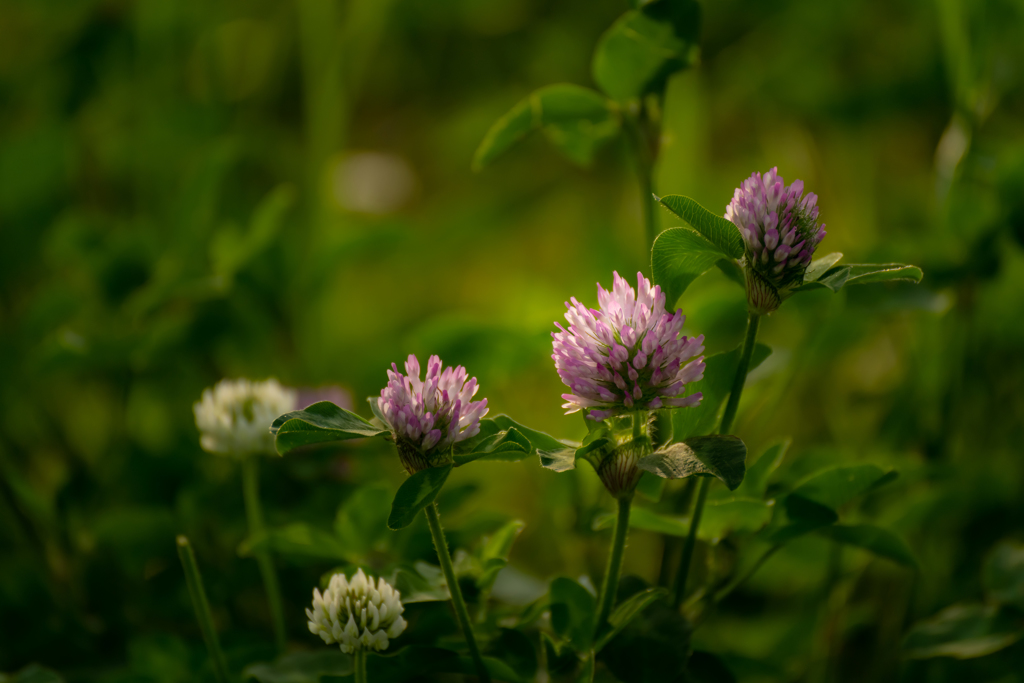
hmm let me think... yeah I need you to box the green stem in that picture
[353,649,368,683]
[672,313,762,609]
[713,544,781,603]
[242,457,287,652]
[595,495,632,633]
[424,503,491,683]
[718,313,761,436]
[176,536,231,683]
[671,476,709,609]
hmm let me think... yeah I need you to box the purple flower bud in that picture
[552,272,705,420]
[378,354,488,472]
[724,166,827,314]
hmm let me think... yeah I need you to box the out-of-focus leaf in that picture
[592,2,701,101]
[272,402,385,455]
[210,184,294,279]
[819,524,918,568]
[596,588,669,651]
[243,651,351,683]
[700,498,775,540]
[387,561,450,603]
[658,196,744,259]
[593,506,690,536]
[334,483,392,559]
[735,439,790,499]
[2,665,66,683]
[685,651,737,683]
[486,629,538,681]
[239,522,349,561]
[652,228,731,308]
[671,344,772,442]
[387,465,452,530]
[785,465,897,522]
[368,645,527,682]
[550,577,597,653]
[638,436,747,490]
[983,540,1024,609]
[473,84,619,170]
[904,603,1022,659]
[477,520,526,590]
[636,471,666,501]
[599,593,691,682]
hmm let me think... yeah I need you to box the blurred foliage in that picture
[1,0,1023,681]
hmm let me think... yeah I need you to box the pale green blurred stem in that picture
[673,313,761,608]
[625,102,660,253]
[176,536,231,683]
[595,495,632,634]
[424,503,491,683]
[353,649,368,683]
[242,457,287,652]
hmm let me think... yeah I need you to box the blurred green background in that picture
[2,0,1023,680]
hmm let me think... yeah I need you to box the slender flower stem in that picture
[353,650,368,683]
[595,495,633,634]
[176,536,231,683]
[719,313,762,436]
[424,503,491,683]
[242,457,287,652]
[672,313,762,608]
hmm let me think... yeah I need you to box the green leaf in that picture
[453,422,531,466]
[983,540,1024,609]
[473,84,619,170]
[591,2,701,101]
[785,464,897,522]
[477,519,526,590]
[387,561,451,603]
[272,401,386,455]
[239,522,350,561]
[596,588,669,651]
[795,265,851,293]
[657,195,744,259]
[735,439,790,499]
[550,577,597,652]
[651,227,731,308]
[686,651,737,683]
[671,344,772,442]
[243,651,352,683]
[538,447,579,472]
[599,594,691,683]
[802,252,844,282]
[334,483,393,560]
[716,258,746,288]
[637,435,747,490]
[491,415,569,452]
[387,465,452,530]
[844,263,924,285]
[819,524,918,568]
[905,603,1023,659]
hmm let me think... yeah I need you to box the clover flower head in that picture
[552,271,705,421]
[306,569,407,654]
[725,167,826,313]
[193,378,297,457]
[377,355,488,471]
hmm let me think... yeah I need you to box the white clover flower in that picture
[306,569,407,653]
[193,378,297,457]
